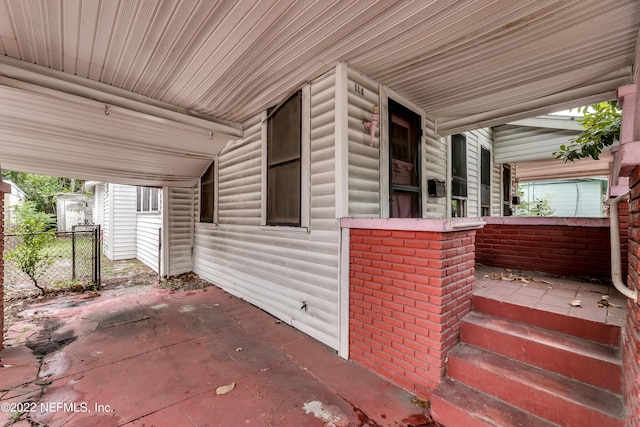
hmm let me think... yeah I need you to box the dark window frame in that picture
[451,134,468,199]
[200,160,215,223]
[389,99,422,218]
[480,146,491,209]
[266,91,302,226]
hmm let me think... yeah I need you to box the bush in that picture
[5,202,56,295]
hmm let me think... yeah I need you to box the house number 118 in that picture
[354,83,364,96]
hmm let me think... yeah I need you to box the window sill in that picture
[261,225,309,234]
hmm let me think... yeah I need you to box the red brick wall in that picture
[349,228,476,397]
[624,168,640,426]
[476,220,623,279]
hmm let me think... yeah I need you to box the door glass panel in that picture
[389,100,421,218]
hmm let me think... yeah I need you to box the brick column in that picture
[344,219,479,398]
[624,167,640,426]
[616,83,640,427]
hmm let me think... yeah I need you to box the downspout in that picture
[610,191,637,302]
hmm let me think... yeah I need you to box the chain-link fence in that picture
[4,226,100,292]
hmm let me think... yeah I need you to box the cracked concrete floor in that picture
[1,284,434,427]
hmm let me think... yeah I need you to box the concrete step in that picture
[446,344,624,427]
[461,311,622,393]
[472,295,622,346]
[431,378,560,427]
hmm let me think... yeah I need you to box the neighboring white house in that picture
[518,178,608,217]
[87,182,162,274]
[2,179,25,227]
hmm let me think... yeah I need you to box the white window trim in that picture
[137,186,161,214]
[260,86,310,232]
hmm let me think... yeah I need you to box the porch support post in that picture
[341,218,483,397]
[0,168,9,350]
[615,82,640,426]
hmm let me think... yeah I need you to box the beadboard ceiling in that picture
[1,0,639,185]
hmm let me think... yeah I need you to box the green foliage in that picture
[553,101,621,162]
[2,171,80,215]
[5,202,56,295]
[517,194,555,217]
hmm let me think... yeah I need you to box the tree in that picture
[1,171,80,215]
[516,195,555,217]
[553,101,621,162]
[5,202,56,295]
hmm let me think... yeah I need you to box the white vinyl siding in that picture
[346,66,380,217]
[136,210,161,273]
[466,132,480,216]
[92,183,105,227]
[103,184,137,260]
[464,128,495,216]
[425,115,447,219]
[193,71,341,349]
[166,186,195,276]
[103,184,111,258]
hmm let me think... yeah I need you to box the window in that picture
[451,134,467,217]
[389,99,421,218]
[267,92,301,226]
[502,164,512,216]
[481,147,491,216]
[137,187,161,213]
[200,160,215,223]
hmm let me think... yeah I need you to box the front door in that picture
[389,100,421,218]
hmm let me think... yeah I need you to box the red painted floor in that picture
[1,285,433,427]
[474,264,628,327]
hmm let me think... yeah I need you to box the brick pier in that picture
[341,218,482,397]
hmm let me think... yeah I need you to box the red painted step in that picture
[446,344,624,427]
[461,311,622,393]
[472,295,621,346]
[431,378,559,427]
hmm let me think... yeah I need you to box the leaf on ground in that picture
[216,382,236,395]
[411,397,430,408]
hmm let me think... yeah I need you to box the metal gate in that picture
[4,225,101,290]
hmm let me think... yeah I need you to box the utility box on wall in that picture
[428,179,446,197]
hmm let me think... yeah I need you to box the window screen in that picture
[200,161,214,223]
[451,134,467,198]
[267,92,301,226]
[481,147,491,207]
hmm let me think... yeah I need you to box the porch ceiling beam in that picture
[0,56,243,138]
[436,89,618,136]
[505,117,584,131]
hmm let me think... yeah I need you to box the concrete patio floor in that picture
[1,284,433,427]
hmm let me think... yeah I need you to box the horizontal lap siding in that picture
[103,185,111,258]
[467,131,480,217]
[136,213,161,272]
[167,187,194,276]
[425,116,447,219]
[194,72,341,349]
[111,184,137,260]
[347,68,380,217]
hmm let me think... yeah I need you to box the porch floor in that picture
[1,284,432,426]
[474,264,628,328]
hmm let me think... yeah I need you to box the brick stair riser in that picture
[461,318,622,393]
